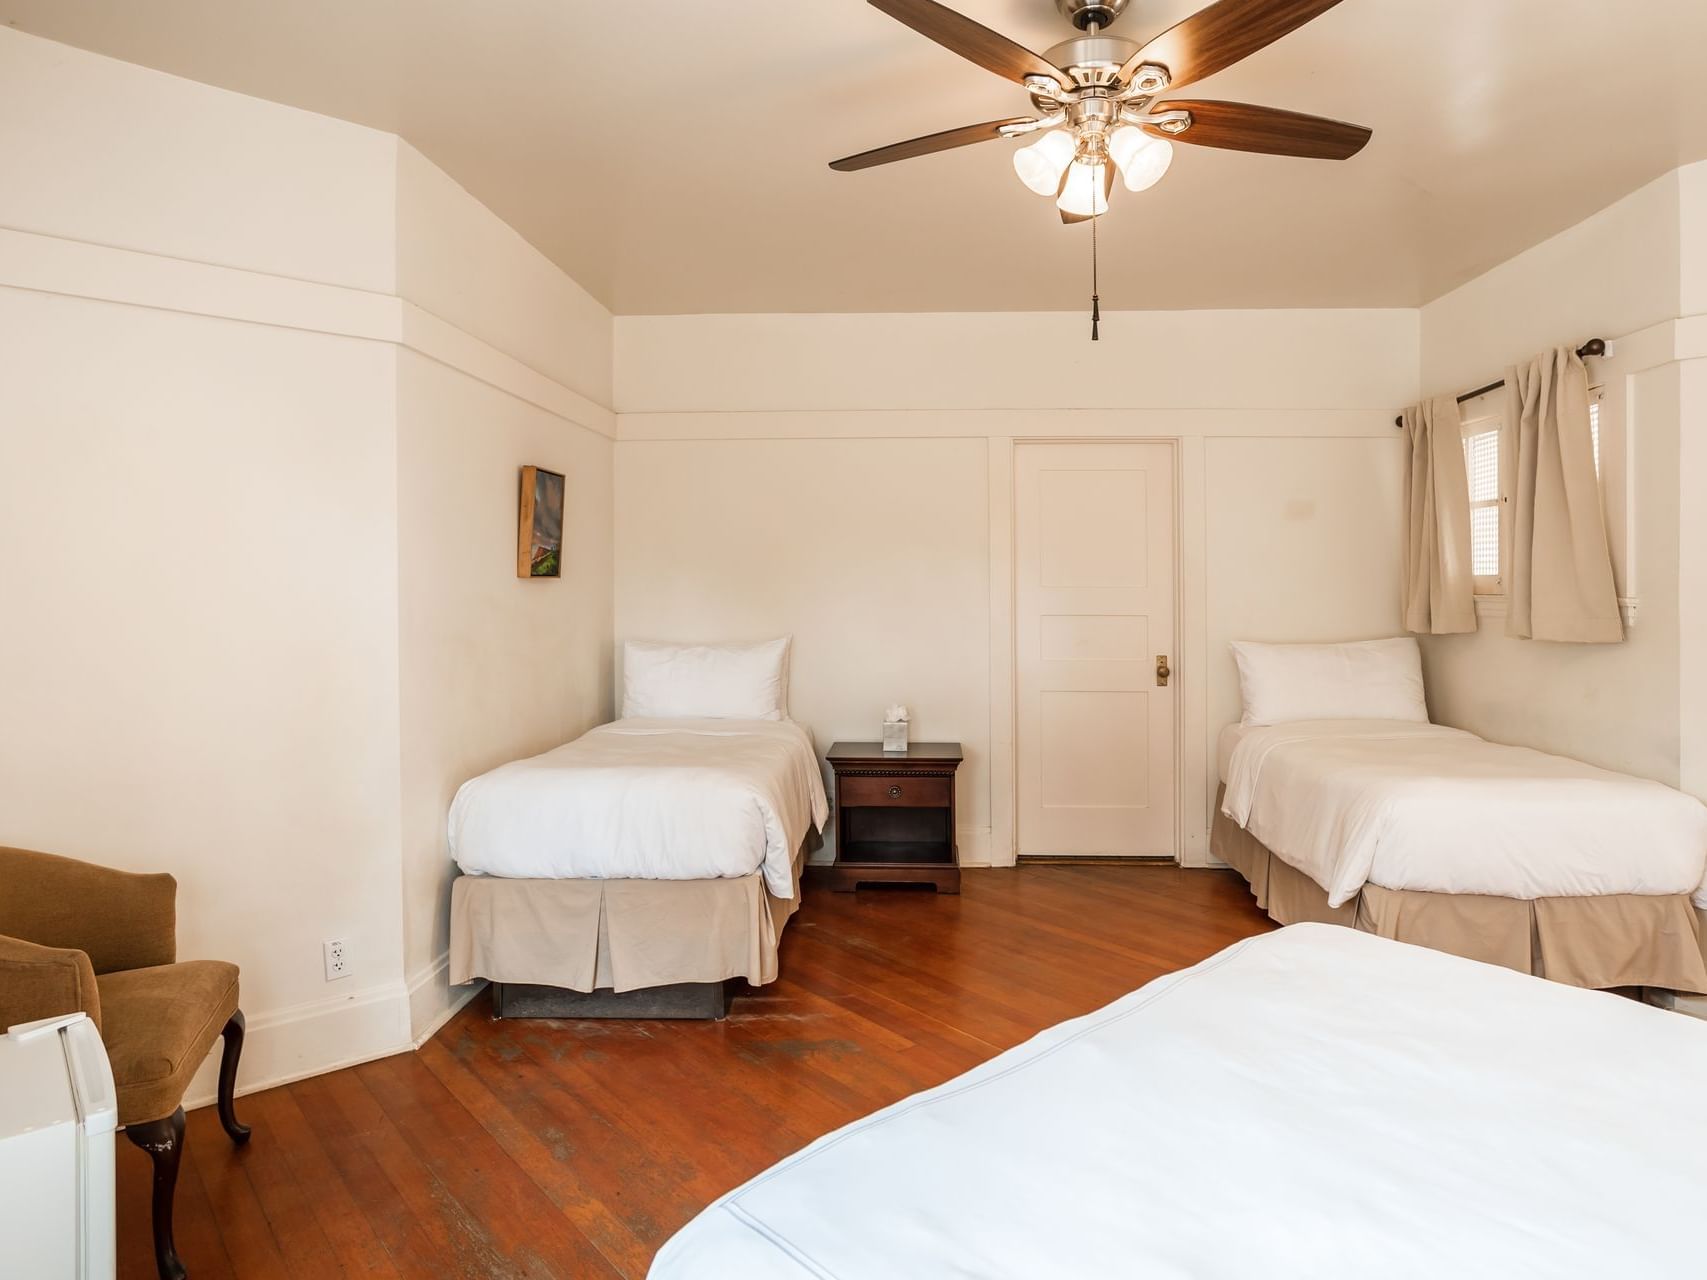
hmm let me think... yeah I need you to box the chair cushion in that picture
[96,961,239,1124]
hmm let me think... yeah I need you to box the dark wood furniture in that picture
[825,741,963,892]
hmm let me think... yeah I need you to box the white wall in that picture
[0,28,396,292]
[395,143,612,407]
[1202,435,1407,825]
[1673,168,1707,806]
[394,144,615,1039]
[0,27,415,1096]
[615,310,1418,866]
[0,30,616,1095]
[617,437,992,847]
[1416,166,1702,788]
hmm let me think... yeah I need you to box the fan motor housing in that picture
[1043,32,1141,86]
[1055,0,1130,30]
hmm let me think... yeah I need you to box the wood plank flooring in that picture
[116,866,1274,1279]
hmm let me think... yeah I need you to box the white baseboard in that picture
[957,826,994,867]
[179,978,412,1112]
[407,951,487,1047]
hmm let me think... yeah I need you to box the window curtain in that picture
[1401,394,1476,635]
[1504,346,1622,643]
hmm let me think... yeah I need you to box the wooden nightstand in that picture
[824,742,963,893]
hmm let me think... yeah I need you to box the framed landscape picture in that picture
[517,465,565,578]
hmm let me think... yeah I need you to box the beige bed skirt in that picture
[449,845,806,994]
[1211,788,1707,993]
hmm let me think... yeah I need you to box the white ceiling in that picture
[5,1,1705,315]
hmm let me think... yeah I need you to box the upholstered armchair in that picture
[0,847,249,1280]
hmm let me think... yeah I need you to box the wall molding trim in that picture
[406,950,487,1047]
[0,224,617,438]
[615,407,1403,443]
[179,978,412,1112]
[1605,314,1707,374]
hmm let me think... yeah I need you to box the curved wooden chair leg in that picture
[125,1107,187,1280]
[217,1009,251,1145]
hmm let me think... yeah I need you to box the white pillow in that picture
[622,637,791,721]
[1230,638,1428,727]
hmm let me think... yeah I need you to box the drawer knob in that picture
[889,784,903,799]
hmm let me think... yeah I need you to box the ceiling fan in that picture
[830,0,1371,224]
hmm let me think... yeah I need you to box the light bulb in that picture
[1012,130,1076,197]
[1108,127,1173,192]
[1056,160,1110,219]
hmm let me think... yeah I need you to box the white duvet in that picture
[651,925,1707,1279]
[449,718,828,897]
[1221,719,1707,907]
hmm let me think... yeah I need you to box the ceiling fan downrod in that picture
[1056,0,1130,32]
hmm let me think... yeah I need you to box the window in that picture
[1458,383,1608,604]
[1589,385,1603,478]
[1461,414,1502,590]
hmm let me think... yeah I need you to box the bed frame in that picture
[490,978,737,1021]
[1211,786,1707,992]
[451,840,811,1021]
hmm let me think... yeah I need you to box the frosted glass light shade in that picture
[1056,160,1110,218]
[1012,130,1076,196]
[1108,127,1173,192]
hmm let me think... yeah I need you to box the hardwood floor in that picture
[116,866,1274,1279]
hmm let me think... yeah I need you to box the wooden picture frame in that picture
[517,465,565,578]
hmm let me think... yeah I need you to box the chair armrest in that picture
[0,847,175,973]
[0,934,100,1034]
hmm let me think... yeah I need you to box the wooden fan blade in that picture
[1147,100,1371,159]
[867,0,1072,89]
[1120,0,1347,91]
[829,117,1034,171]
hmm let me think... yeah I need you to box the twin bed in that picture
[1212,639,1707,991]
[448,640,827,1017]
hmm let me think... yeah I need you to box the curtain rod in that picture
[1393,338,1606,428]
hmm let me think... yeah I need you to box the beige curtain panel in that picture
[1401,394,1477,635]
[1504,347,1623,643]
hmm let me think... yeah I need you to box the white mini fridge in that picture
[0,1012,118,1279]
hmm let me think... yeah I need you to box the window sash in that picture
[1461,417,1502,590]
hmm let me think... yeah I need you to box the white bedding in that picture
[449,718,828,898]
[651,925,1707,1279]
[1215,721,1254,784]
[1221,719,1707,907]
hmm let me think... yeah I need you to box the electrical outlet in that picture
[323,938,351,982]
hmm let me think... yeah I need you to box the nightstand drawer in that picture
[839,774,951,809]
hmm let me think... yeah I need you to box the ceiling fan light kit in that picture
[1057,159,1111,218]
[1014,128,1077,194]
[1108,126,1172,191]
[832,0,1372,332]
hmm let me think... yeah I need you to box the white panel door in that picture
[1016,442,1176,857]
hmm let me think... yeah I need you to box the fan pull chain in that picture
[1090,213,1100,342]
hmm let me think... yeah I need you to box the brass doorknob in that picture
[1156,654,1171,687]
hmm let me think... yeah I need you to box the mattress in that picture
[651,926,1707,1279]
[449,717,828,898]
[1221,719,1707,905]
[1215,721,1255,784]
